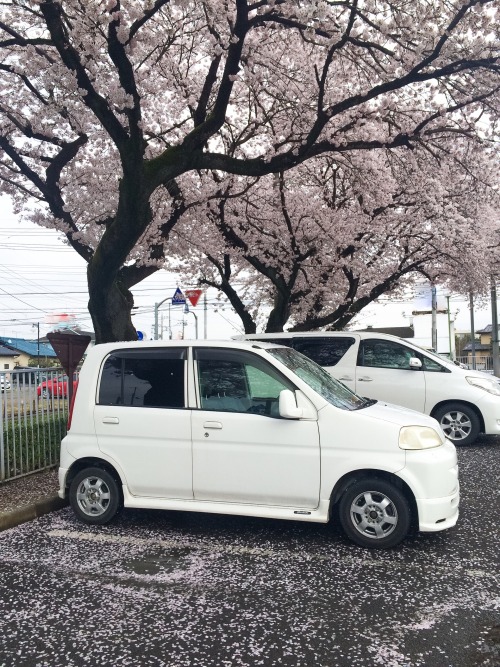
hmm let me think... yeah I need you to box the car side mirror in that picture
[279,389,303,419]
[409,357,422,370]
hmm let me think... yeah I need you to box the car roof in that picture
[236,331,412,343]
[86,339,287,355]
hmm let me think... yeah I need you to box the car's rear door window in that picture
[98,348,187,408]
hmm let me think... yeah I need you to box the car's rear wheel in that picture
[338,478,411,549]
[69,467,121,524]
[433,402,480,446]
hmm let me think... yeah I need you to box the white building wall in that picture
[411,313,455,356]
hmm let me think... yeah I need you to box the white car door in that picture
[191,347,320,508]
[94,348,193,499]
[355,338,426,412]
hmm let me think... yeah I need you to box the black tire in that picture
[42,388,51,399]
[69,467,121,525]
[433,402,480,446]
[338,478,411,549]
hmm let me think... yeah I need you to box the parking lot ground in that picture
[0,438,499,667]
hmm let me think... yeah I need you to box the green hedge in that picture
[0,415,67,480]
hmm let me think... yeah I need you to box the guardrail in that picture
[0,368,75,482]
[455,356,493,372]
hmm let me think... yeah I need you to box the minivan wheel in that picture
[338,478,410,549]
[433,402,480,446]
[69,467,121,525]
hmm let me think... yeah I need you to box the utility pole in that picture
[32,322,40,366]
[446,296,454,359]
[431,286,438,351]
[204,292,208,339]
[469,292,476,370]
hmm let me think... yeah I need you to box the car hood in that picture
[362,399,442,430]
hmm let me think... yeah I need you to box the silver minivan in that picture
[238,332,500,446]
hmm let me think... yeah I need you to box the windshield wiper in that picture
[354,398,378,410]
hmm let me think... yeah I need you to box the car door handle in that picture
[339,376,353,382]
[102,417,120,424]
[358,377,373,382]
[203,421,223,429]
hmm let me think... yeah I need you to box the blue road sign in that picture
[172,287,186,305]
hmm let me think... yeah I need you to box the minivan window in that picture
[98,349,187,408]
[195,348,294,415]
[358,339,416,370]
[267,347,369,410]
[292,337,355,367]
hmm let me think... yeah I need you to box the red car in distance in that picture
[37,374,77,398]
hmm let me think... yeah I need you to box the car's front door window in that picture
[358,339,415,370]
[195,348,294,416]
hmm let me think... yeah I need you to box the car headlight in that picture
[466,376,500,396]
[399,426,444,450]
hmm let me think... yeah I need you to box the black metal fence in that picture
[0,368,74,482]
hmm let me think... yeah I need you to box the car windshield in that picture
[266,347,372,410]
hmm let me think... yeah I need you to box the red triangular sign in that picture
[185,289,203,307]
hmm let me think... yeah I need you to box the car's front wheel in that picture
[69,467,121,524]
[433,402,480,446]
[338,478,411,549]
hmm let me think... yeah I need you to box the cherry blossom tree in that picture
[171,138,500,332]
[0,0,498,341]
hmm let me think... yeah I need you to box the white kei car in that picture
[58,340,459,549]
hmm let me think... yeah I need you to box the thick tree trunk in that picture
[88,266,137,343]
[264,291,291,333]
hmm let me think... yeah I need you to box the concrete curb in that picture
[0,495,68,531]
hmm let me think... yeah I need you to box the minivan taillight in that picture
[67,381,79,430]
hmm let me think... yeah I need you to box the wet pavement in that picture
[0,438,499,666]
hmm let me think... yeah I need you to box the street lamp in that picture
[184,304,198,339]
[154,298,171,340]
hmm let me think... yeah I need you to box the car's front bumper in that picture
[415,488,460,532]
[397,439,459,533]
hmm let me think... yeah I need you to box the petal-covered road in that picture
[1,441,499,667]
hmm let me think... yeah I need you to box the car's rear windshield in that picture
[266,347,371,410]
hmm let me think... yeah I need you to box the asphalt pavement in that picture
[0,439,499,666]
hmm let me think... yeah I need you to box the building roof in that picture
[0,344,19,357]
[462,343,492,352]
[475,324,500,335]
[0,336,58,358]
[356,326,415,338]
